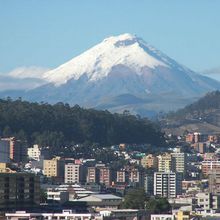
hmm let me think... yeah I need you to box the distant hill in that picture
[0,99,165,147]
[161,91,220,135]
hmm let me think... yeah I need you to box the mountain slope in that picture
[162,91,220,135]
[1,33,220,116]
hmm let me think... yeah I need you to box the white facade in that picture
[47,191,69,204]
[5,210,102,220]
[154,172,182,198]
[151,214,175,220]
[0,140,10,163]
[27,144,41,161]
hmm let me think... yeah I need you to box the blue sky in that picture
[0,0,220,75]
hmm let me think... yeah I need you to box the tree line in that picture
[0,98,166,148]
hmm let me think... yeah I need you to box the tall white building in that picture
[0,140,10,163]
[65,164,84,184]
[27,144,41,161]
[154,172,182,198]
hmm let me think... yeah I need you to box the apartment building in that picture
[65,163,86,184]
[144,174,154,195]
[0,173,40,210]
[196,192,220,212]
[208,171,220,195]
[202,160,220,176]
[0,139,10,163]
[129,169,144,187]
[2,137,27,163]
[154,172,182,198]
[116,169,128,183]
[141,154,158,169]
[171,152,186,176]
[157,153,174,172]
[99,167,112,186]
[87,167,99,183]
[43,157,64,182]
[27,144,41,161]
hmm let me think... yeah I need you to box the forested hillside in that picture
[168,91,220,120]
[161,91,220,135]
[0,98,165,147]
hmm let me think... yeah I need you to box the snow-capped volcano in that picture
[2,33,220,116]
[43,33,173,85]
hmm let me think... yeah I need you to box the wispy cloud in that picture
[0,66,50,91]
[5,66,50,79]
[203,67,220,75]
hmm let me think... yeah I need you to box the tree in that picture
[145,197,171,214]
[121,188,146,209]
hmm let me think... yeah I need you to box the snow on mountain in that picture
[1,33,220,116]
[43,33,169,85]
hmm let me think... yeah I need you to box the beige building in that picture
[141,154,158,169]
[27,144,41,161]
[43,157,64,181]
[0,163,15,173]
[175,210,190,220]
[157,153,174,172]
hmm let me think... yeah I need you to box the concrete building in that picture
[196,192,220,213]
[1,137,27,163]
[209,171,220,194]
[129,169,144,187]
[116,169,128,183]
[192,142,207,154]
[171,152,186,176]
[99,167,112,186]
[65,163,85,184]
[87,167,99,183]
[43,157,64,182]
[0,139,10,163]
[157,153,174,173]
[202,160,220,176]
[141,154,158,169]
[154,172,182,198]
[144,174,154,195]
[27,144,41,161]
[0,173,40,210]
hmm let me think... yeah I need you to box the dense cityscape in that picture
[0,130,220,219]
[1,1,220,220]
